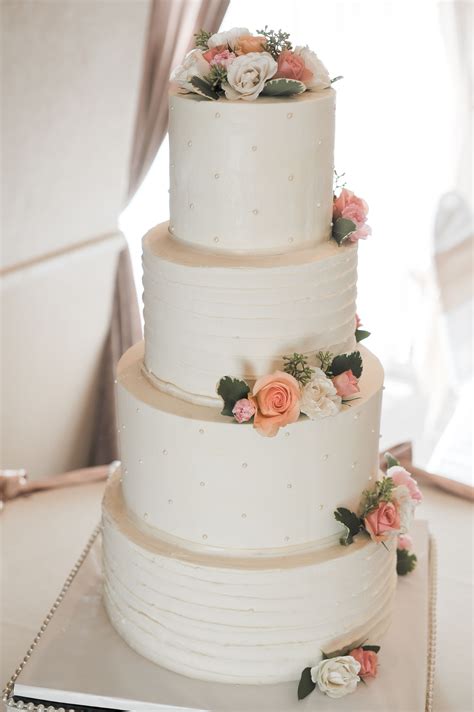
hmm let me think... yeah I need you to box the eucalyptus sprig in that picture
[360,477,396,518]
[208,64,227,90]
[315,350,334,375]
[194,29,213,49]
[283,353,314,385]
[256,26,292,59]
[334,169,347,193]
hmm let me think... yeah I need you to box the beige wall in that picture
[1,0,150,476]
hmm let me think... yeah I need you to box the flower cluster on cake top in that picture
[170,26,336,101]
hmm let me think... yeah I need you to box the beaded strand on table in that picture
[2,524,101,712]
[425,535,438,712]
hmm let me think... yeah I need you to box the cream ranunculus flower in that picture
[170,48,210,93]
[223,52,277,101]
[294,45,331,91]
[311,656,361,699]
[392,484,415,534]
[300,368,342,419]
[208,27,250,50]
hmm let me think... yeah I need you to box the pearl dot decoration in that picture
[213,236,219,243]
[189,202,194,209]
[284,536,290,542]
[319,504,324,510]
[322,454,329,461]
[288,174,294,181]
[114,379,118,384]
[187,140,192,147]
[318,138,322,145]
[287,112,293,119]
[199,428,205,434]
[143,512,149,520]
[241,513,247,519]
[252,209,259,215]
[241,462,248,469]
[200,481,205,487]
[316,202,321,208]
[214,111,220,118]
[168,499,173,505]
[139,459,143,464]
[351,461,358,469]
[202,534,208,540]
[251,145,257,151]
[287,483,292,489]
[121,424,126,430]
[162,449,168,455]
[214,173,220,179]
[354,412,360,420]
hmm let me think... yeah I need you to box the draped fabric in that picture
[88,245,142,465]
[126,0,230,205]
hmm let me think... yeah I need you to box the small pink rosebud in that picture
[397,533,413,550]
[232,398,256,424]
[355,313,362,329]
[332,370,360,398]
[349,648,378,678]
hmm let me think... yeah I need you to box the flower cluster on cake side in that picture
[170,26,336,101]
[298,451,421,701]
[217,319,370,437]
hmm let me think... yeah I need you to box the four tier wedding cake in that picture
[102,26,421,699]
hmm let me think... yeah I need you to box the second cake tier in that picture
[143,223,358,406]
[117,341,383,553]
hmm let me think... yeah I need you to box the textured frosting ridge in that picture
[143,224,358,404]
[169,90,335,253]
[103,472,396,684]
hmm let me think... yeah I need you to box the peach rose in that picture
[349,648,378,679]
[234,35,266,55]
[364,500,400,542]
[332,370,360,398]
[275,49,313,83]
[250,371,301,437]
[387,465,422,503]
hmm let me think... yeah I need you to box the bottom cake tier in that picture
[102,471,397,685]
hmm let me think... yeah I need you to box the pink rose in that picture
[232,398,256,423]
[355,313,362,329]
[364,500,401,542]
[333,188,371,242]
[349,648,378,679]
[387,466,422,503]
[397,533,413,550]
[275,49,313,83]
[249,371,301,437]
[202,45,225,63]
[332,369,360,398]
[210,49,236,68]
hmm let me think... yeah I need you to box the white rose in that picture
[208,27,250,50]
[300,368,342,419]
[294,46,331,91]
[223,52,277,101]
[311,656,361,699]
[170,48,210,93]
[392,485,415,533]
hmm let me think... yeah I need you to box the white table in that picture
[1,481,473,711]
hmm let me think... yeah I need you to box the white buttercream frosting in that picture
[168,90,335,253]
[117,341,383,551]
[142,223,358,404]
[102,471,396,684]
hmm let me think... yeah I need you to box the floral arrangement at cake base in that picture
[170,26,338,101]
[298,641,381,701]
[334,452,422,570]
[217,348,364,437]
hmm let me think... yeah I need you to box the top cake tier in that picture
[169,89,335,254]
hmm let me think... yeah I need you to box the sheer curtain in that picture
[120,0,470,467]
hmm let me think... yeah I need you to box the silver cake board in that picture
[5,521,434,712]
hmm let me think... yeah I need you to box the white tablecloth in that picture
[1,481,473,711]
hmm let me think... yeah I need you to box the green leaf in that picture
[385,451,401,468]
[362,645,381,653]
[332,217,356,245]
[261,78,306,96]
[355,328,371,343]
[217,377,250,417]
[397,549,417,576]
[334,507,362,546]
[331,351,363,379]
[297,667,316,700]
[190,76,219,100]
